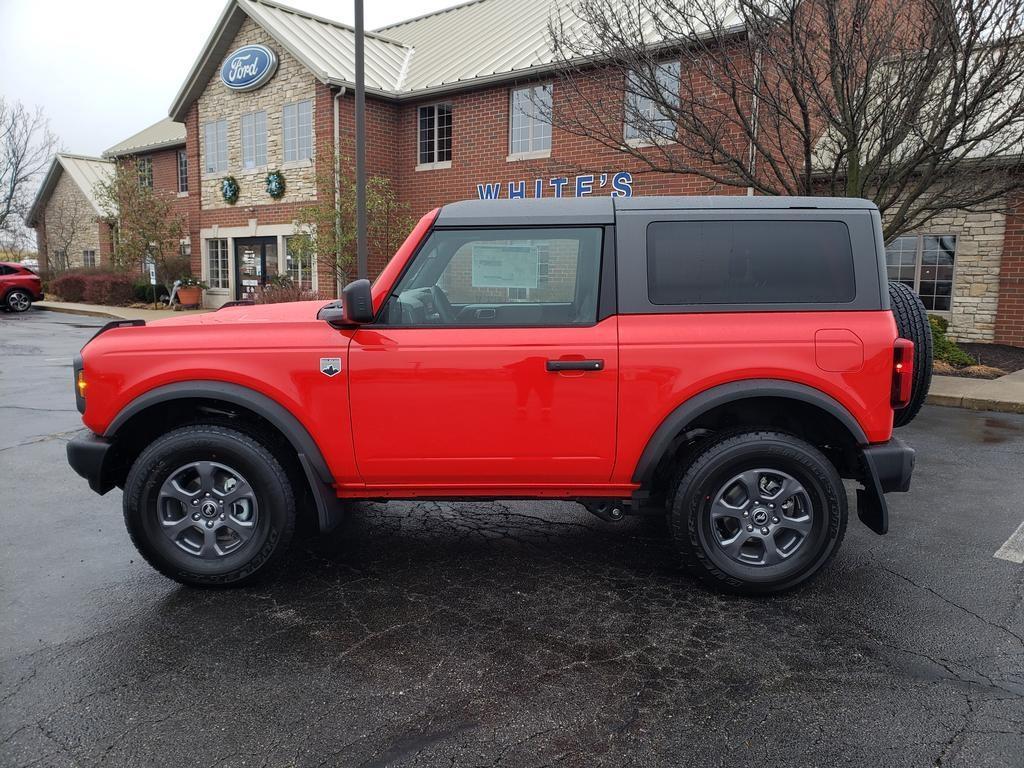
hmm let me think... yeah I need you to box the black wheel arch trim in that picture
[104,381,345,532]
[631,379,870,487]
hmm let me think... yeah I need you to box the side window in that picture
[382,227,603,327]
[647,220,856,305]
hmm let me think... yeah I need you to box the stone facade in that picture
[43,172,101,270]
[889,206,1006,343]
[197,17,318,211]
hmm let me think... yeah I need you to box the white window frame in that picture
[82,249,96,268]
[885,234,958,314]
[416,103,453,170]
[241,111,268,170]
[203,120,229,175]
[283,100,313,164]
[284,235,316,292]
[624,61,681,145]
[206,238,229,289]
[508,84,553,161]
[137,157,153,189]
[176,149,189,194]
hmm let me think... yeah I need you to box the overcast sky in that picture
[0,0,463,157]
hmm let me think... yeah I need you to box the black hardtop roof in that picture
[435,195,878,227]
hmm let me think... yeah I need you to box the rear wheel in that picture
[669,431,847,594]
[889,281,933,427]
[6,289,32,312]
[123,424,296,587]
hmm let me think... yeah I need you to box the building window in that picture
[885,235,956,311]
[624,61,680,143]
[283,100,313,163]
[418,103,452,166]
[82,249,96,268]
[177,149,188,193]
[207,239,229,289]
[509,85,552,157]
[241,111,268,169]
[285,236,314,291]
[203,120,228,174]
[137,157,153,189]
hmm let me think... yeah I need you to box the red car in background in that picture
[0,262,44,312]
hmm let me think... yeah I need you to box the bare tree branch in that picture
[545,0,1024,238]
[0,98,58,239]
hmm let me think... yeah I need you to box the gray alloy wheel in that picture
[669,430,847,594]
[123,424,296,587]
[6,290,31,312]
[707,468,813,567]
[157,460,259,559]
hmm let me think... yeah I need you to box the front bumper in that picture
[857,436,915,534]
[67,432,116,494]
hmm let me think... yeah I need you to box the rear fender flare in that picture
[631,379,869,487]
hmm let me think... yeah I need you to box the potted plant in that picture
[177,276,208,307]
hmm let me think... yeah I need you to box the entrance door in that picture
[347,225,618,487]
[234,237,278,300]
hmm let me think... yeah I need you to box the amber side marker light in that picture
[77,370,87,398]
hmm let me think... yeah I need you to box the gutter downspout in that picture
[334,87,346,297]
[746,44,762,196]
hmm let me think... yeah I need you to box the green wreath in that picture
[221,176,239,204]
[265,169,286,199]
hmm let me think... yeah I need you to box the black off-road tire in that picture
[123,424,296,587]
[888,281,933,427]
[669,431,847,595]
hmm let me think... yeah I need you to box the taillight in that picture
[892,339,915,409]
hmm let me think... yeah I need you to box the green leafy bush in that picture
[929,315,976,367]
[132,280,168,303]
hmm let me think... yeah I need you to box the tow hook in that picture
[584,500,626,523]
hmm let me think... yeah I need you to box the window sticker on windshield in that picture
[471,244,539,289]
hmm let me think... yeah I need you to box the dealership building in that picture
[27,0,1024,345]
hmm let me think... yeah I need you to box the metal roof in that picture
[170,0,739,117]
[104,117,186,158]
[25,154,114,227]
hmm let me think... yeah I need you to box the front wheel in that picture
[123,425,296,587]
[670,431,847,594]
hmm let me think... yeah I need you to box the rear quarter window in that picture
[647,220,856,305]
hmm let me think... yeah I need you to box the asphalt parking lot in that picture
[1,309,1022,768]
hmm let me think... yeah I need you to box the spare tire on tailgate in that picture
[888,281,933,427]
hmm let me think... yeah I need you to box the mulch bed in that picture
[959,343,1024,374]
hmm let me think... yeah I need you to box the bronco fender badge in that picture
[320,358,342,377]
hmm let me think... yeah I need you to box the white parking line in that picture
[994,520,1024,563]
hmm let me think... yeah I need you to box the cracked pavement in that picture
[1,310,1022,767]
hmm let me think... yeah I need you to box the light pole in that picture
[354,0,368,280]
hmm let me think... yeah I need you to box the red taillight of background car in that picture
[892,338,915,409]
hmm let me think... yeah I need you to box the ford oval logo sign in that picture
[220,45,278,91]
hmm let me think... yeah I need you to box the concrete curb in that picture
[926,392,1024,415]
[33,304,121,319]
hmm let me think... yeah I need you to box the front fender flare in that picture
[105,381,344,532]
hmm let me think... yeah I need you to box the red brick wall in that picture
[995,193,1024,346]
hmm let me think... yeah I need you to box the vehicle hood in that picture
[147,300,332,328]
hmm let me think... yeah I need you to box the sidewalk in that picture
[33,300,211,321]
[927,370,1024,414]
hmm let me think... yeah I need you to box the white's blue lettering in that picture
[476,183,501,199]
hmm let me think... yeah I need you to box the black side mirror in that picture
[341,279,374,324]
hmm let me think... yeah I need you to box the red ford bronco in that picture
[66,197,931,594]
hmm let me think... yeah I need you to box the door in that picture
[348,225,617,487]
[234,237,278,300]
